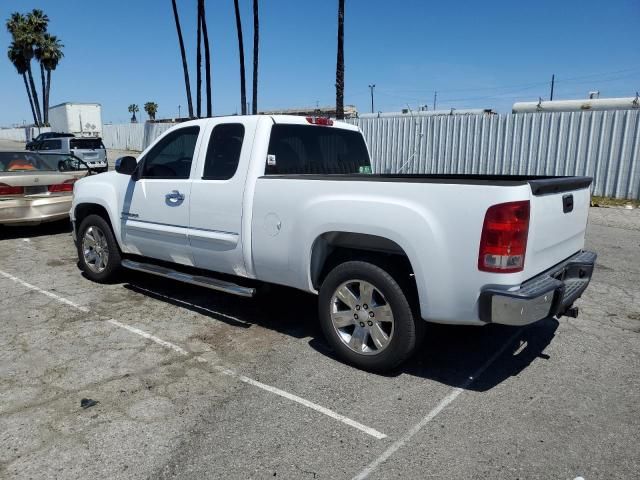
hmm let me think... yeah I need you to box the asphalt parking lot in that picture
[1,140,639,479]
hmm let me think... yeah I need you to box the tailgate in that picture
[524,177,592,278]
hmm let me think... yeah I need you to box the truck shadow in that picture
[122,274,558,392]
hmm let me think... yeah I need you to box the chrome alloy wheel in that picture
[82,225,109,273]
[330,280,394,355]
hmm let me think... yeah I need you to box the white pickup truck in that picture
[71,115,596,371]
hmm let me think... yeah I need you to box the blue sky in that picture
[1,0,639,125]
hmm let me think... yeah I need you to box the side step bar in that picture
[121,259,256,298]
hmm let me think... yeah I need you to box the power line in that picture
[375,67,640,98]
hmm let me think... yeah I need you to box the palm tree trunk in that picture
[252,0,259,115]
[27,64,43,126]
[40,63,48,124]
[23,73,38,126]
[46,69,52,124]
[233,0,247,115]
[171,0,194,118]
[335,0,345,120]
[196,0,202,118]
[201,0,212,117]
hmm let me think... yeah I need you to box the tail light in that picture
[306,116,333,126]
[478,200,530,273]
[48,178,76,193]
[0,183,24,196]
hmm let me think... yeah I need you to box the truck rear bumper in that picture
[479,250,596,326]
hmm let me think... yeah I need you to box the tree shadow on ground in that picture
[121,270,557,392]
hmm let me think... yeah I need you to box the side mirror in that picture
[115,156,137,175]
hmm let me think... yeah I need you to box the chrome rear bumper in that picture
[479,250,597,326]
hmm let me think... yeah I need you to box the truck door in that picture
[121,125,201,265]
[188,118,257,276]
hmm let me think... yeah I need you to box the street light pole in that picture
[368,84,376,113]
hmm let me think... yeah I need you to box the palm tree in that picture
[144,102,159,121]
[35,33,63,125]
[26,9,49,120]
[128,104,139,123]
[252,0,259,114]
[335,0,345,120]
[6,11,44,125]
[7,42,38,125]
[200,0,212,117]
[196,0,202,117]
[233,0,247,115]
[171,0,194,118]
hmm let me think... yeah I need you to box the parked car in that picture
[32,136,108,173]
[1,151,92,225]
[70,115,596,371]
[26,132,75,151]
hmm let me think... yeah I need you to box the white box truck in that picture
[48,102,102,137]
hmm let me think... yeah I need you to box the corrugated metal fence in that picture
[350,110,640,199]
[0,126,51,142]
[102,122,176,151]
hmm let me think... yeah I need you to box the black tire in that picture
[318,261,419,372]
[77,214,122,283]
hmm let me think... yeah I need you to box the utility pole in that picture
[550,74,555,101]
[178,105,182,118]
[368,84,376,113]
[433,91,438,111]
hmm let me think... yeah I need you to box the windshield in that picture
[0,152,58,172]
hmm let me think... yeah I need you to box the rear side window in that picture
[70,138,103,150]
[202,124,245,180]
[40,139,62,150]
[141,126,200,179]
[266,125,370,175]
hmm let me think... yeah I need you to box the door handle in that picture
[165,190,185,203]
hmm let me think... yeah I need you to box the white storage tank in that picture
[512,96,640,113]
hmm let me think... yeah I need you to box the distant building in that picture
[259,105,358,119]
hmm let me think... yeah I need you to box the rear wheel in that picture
[318,261,419,372]
[77,214,121,282]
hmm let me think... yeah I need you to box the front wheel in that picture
[77,214,122,283]
[318,261,420,372]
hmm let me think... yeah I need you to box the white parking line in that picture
[351,328,525,480]
[0,269,387,440]
[214,365,387,439]
[0,269,90,312]
[107,319,190,356]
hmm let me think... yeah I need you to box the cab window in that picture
[202,124,245,180]
[140,126,200,179]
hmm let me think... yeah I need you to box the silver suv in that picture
[34,136,108,173]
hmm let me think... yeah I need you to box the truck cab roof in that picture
[171,114,360,132]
